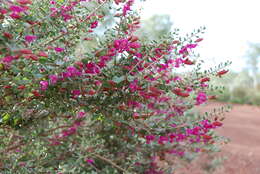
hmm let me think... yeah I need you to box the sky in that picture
[137,0,260,71]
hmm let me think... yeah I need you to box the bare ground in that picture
[175,102,260,174]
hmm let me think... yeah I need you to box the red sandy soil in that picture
[175,102,260,174]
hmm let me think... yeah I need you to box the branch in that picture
[93,153,128,173]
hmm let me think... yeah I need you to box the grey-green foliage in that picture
[136,14,173,40]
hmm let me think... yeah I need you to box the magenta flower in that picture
[127,100,141,108]
[2,56,14,63]
[17,0,32,5]
[123,0,134,16]
[85,62,100,74]
[85,158,94,164]
[71,89,81,96]
[145,135,155,144]
[94,80,102,86]
[107,48,117,56]
[97,61,106,68]
[9,5,26,13]
[179,43,197,54]
[174,58,183,68]
[25,35,37,43]
[62,13,73,22]
[0,8,8,15]
[173,76,181,81]
[113,39,129,53]
[129,79,139,92]
[61,127,77,137]
[54,47,65,52]
[158,136,168,145]
[135,52,142,58]
[90,21,98,29]
[200,83,208,88]
[123,5,130,16]
[186,43,197,49]
[66,66,82,76]
[50,0,56,4]
[67,66,77,73]
[49,74,58,85]
[40,80,49,91]
[77,111,86,119]
[196,92,207,105]
[129,42,141,49]
[10,13,21,19]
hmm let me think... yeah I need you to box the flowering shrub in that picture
[0,0,230,173]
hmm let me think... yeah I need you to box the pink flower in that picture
[10,13,21,19]
[71,89,81,96]
[186,43,197,49]
[85,158,94,164]
[123,5,130,16]
[50,0,56,4]
[107,48,117,56]
[200,83,208,88]
[3,32,13,39]
[2,56,14,63]
[114,39,129,53]
[145,135,155,144]
[61,127,77,137]
[174,58,183,68]
[25,35,37,43]
[129,42,141,49]
[49,74,58,84]
[54,47,65,52]
[67,66,82,76]
[90,21,98,29]
[158,136,168,145]
[123,0,134,16]
[173,76,181,81]
[62,13,73,21]
[9,5,26,13]
[85,62,100,74]
[135,52,142,58]
[77,111,86,119]
[129,79,139,92]
[38,51,48,58]
[17,0,32,5]
[133,112,139,119]
[196,92,207,105]
[179,44,197,54]
[0,8,8,15]
[40,80,49,90]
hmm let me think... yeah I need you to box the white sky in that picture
[137,0,260,71]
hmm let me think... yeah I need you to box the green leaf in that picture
[2,113,11,123]
[112,76,125,84]
[39,57,48,64]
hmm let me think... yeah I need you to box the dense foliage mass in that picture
[0,0,230,173]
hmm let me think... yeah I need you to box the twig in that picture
[93,153,128,173]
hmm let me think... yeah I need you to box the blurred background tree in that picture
[209,43,260,105]
[245,43,260,89]
[137,14,173,40]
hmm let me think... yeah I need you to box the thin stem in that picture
[93,153,128,173]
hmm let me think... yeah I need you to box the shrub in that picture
[0,0,230,173]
